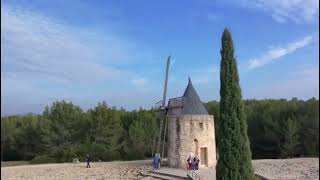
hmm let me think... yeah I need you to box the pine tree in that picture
[216,28,255,180]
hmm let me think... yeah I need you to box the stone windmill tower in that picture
[166,78,216,169]
[154,55,216,169]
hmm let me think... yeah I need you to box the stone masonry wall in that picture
[167,115,216,169]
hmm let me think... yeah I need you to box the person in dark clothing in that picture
[187,155,192,170]
[158,154,161,169]
[152,154,157,171]
[191,157,197,177]
[196,156,200,170]
[86,154,90,168]
[192,157,197,171]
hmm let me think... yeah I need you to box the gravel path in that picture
[1,158,319,180]
[253,158,319,180]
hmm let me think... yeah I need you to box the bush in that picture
[103,150,121,161]
[30,155,56,164]
[124,144,146,160]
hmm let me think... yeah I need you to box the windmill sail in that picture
[162,55,170,108]
[154,55,171,157]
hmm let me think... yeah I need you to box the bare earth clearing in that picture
[1,158,319,180]
[253,158,319,180]
[1,160,152,180]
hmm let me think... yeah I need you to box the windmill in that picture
[152,54,171,159]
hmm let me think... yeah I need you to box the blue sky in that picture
[1,0,319,115]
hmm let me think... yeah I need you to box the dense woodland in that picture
[207,98,319,159]
[1,98,319,163]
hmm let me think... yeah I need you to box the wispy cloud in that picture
[191,66,219,85]
[246,66,319,99]
[1,5,157,115]
[207,13,220,23]
[1,5,132,85]
[237,0,319,23]
[247,36,313,69]
[131,78,147,87]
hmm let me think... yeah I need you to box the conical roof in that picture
[181,78,209,115]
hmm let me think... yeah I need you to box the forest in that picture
[1,98,319,163]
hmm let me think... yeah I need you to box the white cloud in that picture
[1,5,157,115]
[271,14,287,23]
[192,66,219,85]
[131,78,147,87]
[1,5,131,85]
[207,13,220,22]
[246,66,319,99]
[238,0,319,23]
[248,36,313,69]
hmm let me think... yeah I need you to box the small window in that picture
[199,123,203,130]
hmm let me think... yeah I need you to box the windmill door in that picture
[200,147,208,167]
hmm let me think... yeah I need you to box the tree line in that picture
[206,97,319,159]
[1,98,319,163]
[1,101,157,163]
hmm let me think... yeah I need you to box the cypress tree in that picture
[216,28,255,180]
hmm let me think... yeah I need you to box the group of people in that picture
[152,153,162,170]
[187,155,200,171]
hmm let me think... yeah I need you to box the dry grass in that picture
[1,161,30,167]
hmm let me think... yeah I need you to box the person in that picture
[155,154,159,170]
[86,154,90,168]
[191,157,197,177]
[193,157,197,170]
[195,155,200,170]
[152,154,157,171]
[158,154,161,169]
[187,155,192,170]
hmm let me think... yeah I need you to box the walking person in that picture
[86,154,90,168]
[192,157,197,170]
[158,154,161,169]
[152,154,157,171]
[155,154,159,170]
[187,155,192,170]
[191,157,197,177]
[196,155,200,170]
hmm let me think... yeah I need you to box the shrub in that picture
[124,144,146,160]
[30,155,56,164]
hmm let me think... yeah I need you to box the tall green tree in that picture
[216,28,254,180]
[87,102,123,160]
[42,100,84,161]
[280,118,300,158]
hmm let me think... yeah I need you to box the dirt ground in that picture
[252,158,319,180]
[1,160,152,180]
[1,158,319,180]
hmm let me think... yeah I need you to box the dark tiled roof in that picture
[181,78,209,115]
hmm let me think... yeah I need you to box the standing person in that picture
[192,157,197,170]
[156,154,159,169]
[187,155,192,170]
[86,154,90,168]
[158,154,161,169]
[191,157,197,177]
[155,154,159,170]
[152,154,157,171]
[196,155,200,170]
